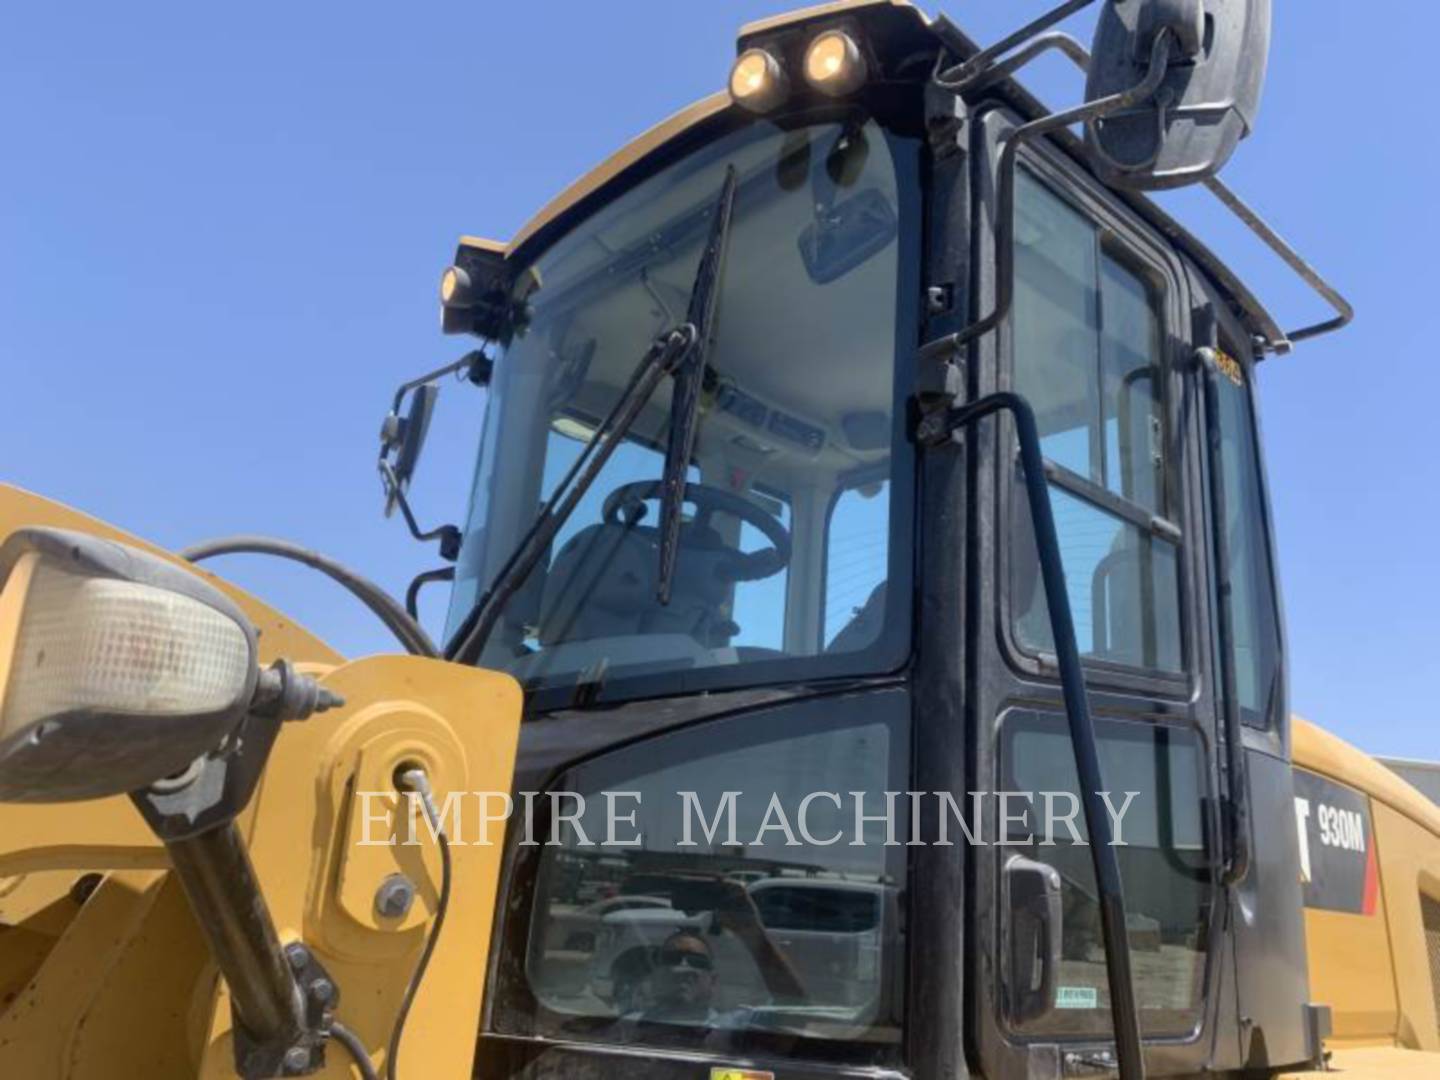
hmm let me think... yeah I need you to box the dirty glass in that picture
[1002,712,1213,1038]
[446,116,914,701]
[1011,169,1181,673]
[518,702,907,1058]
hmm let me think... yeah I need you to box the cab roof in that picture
[460,0,1285,353]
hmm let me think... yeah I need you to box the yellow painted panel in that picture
[1371,801,1440,1052]
[1279,1044,1440,1078]
[1305,903,1400,1042]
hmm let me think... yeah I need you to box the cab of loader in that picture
[0,2,1364,1080]
[401,3,1346,1078]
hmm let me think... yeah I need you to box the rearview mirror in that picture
[380,382,438,519]
[798,187,898,285]
[1085,0,1271,189]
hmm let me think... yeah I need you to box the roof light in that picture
[803,30,867,97]
[439,265,473,308]
[729,48,788,113]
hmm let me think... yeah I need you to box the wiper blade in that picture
[656,165,738,606]
[448,324,698,665]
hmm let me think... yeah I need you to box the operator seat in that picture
[536,521,741,649]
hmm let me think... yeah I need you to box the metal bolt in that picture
[282,1046,311,1073]
[285,943,311,972]
[308,977,335,1007]
[375,874,416,920]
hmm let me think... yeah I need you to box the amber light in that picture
[803,30,867,97]
[729,48,788,113]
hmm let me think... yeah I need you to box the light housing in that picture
[439,264,473,309]
[0,528,258,802]
[803,30,868,97]
[729,48,789,113]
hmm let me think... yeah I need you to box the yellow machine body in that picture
[0,485,521,1078]
[1,4,1435,1079]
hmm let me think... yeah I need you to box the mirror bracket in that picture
[378,350,490,560]
[928,19,1352,355]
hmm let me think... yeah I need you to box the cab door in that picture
[965,106,1228,1079]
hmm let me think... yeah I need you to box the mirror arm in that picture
[933,0,1100,90]
[379,460,462,561]
[405,565,456,621]
[387,350,491,415]
[918,392,1145,1080]
[921,30,1173,366]
[1200,176,1354,349]
[945,29,1353,354]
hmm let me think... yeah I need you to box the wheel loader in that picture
[2,2,1437,1078]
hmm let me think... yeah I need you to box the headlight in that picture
[729,48,789,113]
[803,30,868,97]
[0,529,258,802]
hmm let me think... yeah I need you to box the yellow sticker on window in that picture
[1213,348,1244,387]
[712,1070,775,1080]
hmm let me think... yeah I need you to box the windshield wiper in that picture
[448,323,698,665]
[656,165,738,605]
[447,169,741,664]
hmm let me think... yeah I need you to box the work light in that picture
[439,264,473,308]
[730,47,788,112]
[803,30,867,97]
[0,528,258,802]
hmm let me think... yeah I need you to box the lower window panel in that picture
[1000,710,1215,1039]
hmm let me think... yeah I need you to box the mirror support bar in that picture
[930,24,1354,355]
[920,30,1175,365]
[918,392,1146,1080]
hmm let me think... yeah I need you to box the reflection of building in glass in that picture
[1379,758,1440,807]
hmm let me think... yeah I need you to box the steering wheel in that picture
[601,480,792,582]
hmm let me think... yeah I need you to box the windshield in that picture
[446,113,916,702]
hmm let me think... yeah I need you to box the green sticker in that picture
[1056,986,1099,1009]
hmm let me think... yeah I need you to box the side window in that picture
[1422,893,1440,1038]
[729,492,791,652]
[1208,351,1282,726]
[514,699,907,1056]
[1002,712,1213,1037]
[1010,170,1182,673]
[824,479,891,651]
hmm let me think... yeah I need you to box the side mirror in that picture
[0,529,259,802]
[380,383,438,519]
[1085,0,1271,189]
[1003,854,1063,1024]
[377,351,490,560]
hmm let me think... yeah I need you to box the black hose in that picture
[181,535,438,658]
[328,1019,381,1080]
[387,773,454,1080]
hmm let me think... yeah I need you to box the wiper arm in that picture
[656,165,738,605]
[448,324,698,665]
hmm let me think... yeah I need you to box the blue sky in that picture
[3,3,1435,760]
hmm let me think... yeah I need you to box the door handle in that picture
[1004,854,1063,1024]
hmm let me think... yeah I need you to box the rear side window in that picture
[1423,893,1440,1038]
[751,884,881,933]
[1207,350,1282,727]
